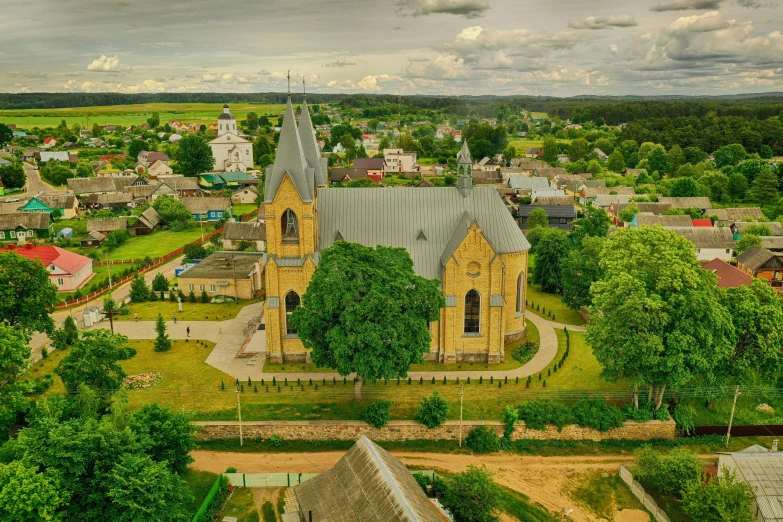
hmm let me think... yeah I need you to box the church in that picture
[208,104,254,172]
[262,93,530,365]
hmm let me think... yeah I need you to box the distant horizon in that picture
[2,0,782,96]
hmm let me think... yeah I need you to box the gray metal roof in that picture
[669,226,736,249]
[722,453,783,522]
[518,205,577,218]
[508,176,549,191]
[265,97,313,204]
[317,186,530,279]
[298,98,327,188]
[457,140,472,166]
[293,436,444,522]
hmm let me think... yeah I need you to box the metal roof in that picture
[508,176,549,190]
[518,205,576,218]
[317,186,530,279]
[298,98,327,188]
[456,140,472,166]
[293,436,445,522]
[265,97,313,204]
[723,453,783,522]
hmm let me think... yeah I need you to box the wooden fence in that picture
[55,226,224,309]
[618,466,672,522]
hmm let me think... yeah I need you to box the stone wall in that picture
[193,419,676,442]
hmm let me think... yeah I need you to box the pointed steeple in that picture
[456,140,473,198]
[265,96,313,204]
[457,140,472,167]
[298,79,327,188]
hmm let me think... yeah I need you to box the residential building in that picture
[152,177,200,198]
[231,186,259,204]
[178,251,264,299]
[198,171,252,191]
[633,214,694,228]
[718,444,783,522]
[737,245,783,289]
[131,207,163,236]
[85,192,134,210]
[137,150,170,168]
[207,104,254,172]
[81,230,106,248]
[733,221,783,237]
[532,195,574,206]
[37,151,70,163]
[41,137,58,149]
[507,176,550,193]
[525,147,542,158]
[670,226,736,262]
[594,148,608,161]
[21,197,54,214]
[222,220,266,251]
[263,97,529,364]
[624,168,648,178]
[0,244,93,291]
[383,148,418,175]
[579,186,634,206]
[351,158,385,181]
[519,205,577,230]
[86,217,128,237]
[657,197,712,212]
[709,207,766,226]
[328,168,369,184]
[148,160,173,177]
[0,213,53,240]
[702,258,753,288]
[592,194,634,210]
[182,197,231,221]
[39,194,79,218]
[608,202,671,222]
[762,237,783,252]
[67,176,139,195]
[292,436,447,522]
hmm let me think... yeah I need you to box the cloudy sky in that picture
[1,0,782,96]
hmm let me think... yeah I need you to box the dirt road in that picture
[190,451,650,522]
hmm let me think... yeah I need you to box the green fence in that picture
[192,474,223,522]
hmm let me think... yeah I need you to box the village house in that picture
[717,444,783,521]
[131,207,163,236]
[657,197,712,212]
[579,186,634,206]
[222,220,266,251]
[0,244,93,291]
[702,258,753,288]
[153,177,200,198]
[41,137,58,149]
[608,202,672,223]
[148,160,173,177]
[67,176,139,195]
[670,227,736,262]
[177,251,264,300]
[328,168,369,184]
[709,207,766,226]
[762,237,783,252]
[85,192,134,211]
[86,217,128,237]
[518,204,577,230]
[263,98,529,365]
[732,221,783,237]
[507,176,550,194]
[592,194,635,210]
[526,147,542,158]
[632,214,694,228]
[137,150,170,169]
[351,158,385,181]
[80,230,106,248]
[737,245,783,289]
[231,186,259,204]
[383,148,419,175]
[182,197,231,221]
[0,213,53,240]
[532,195,574,206]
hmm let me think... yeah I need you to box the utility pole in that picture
[232,255,238,299]
[726,385,741,448]
[459,385,464,448]
[236,383,244,447]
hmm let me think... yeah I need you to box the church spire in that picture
[456,140,473,198]
[264,93,312,204]
[298,76,326,188]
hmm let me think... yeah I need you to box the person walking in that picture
[186,326,190,338]
[173,314,177,324]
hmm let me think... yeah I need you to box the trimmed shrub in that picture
[519,400,572,431]
[362,400,392,429]
[465,426,501,454]
[571,399,625,432]
[414,391,449,429]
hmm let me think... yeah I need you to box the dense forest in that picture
[2,92,782,125]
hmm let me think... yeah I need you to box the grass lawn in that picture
[566,471,646,521]
[103,228,207,260]
[182,468,220,516]
[540,330,623,391]
[263,321,541,374]
[232,204,258,218]
[114,299,257,321]
[221,487,258,522]
[1,102,286,128]
[526,284,586,326]
[497,485,559,522]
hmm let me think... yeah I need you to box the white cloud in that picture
[396,0,490,18]
[568,15,638,30]
[650,0,723,11]
[86,55,131,72]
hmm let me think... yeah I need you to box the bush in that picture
[414,391,449,429]
[673,403,697,435]
[261,501,276,522]
[634,446,703,498]
[413,472,432,495]
[225,466,237,473]
[571,399,625,432]
[512,341,538,365]
[189,291,197,303]
[362,400,392,429]
[681,468,755,522]
[441,466,500,522]
[201,290,209,303]
[465,425,501,454]
[268,434,282,447]
[519,400,573,431]
[119,305,130,315]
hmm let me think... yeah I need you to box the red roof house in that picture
[1,244,93,291]
[692,219,713,227]
[702,258,752,288]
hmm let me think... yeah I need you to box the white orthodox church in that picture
[208,104,254,172]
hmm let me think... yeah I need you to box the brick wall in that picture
[193,419,676,442]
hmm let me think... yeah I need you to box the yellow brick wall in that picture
[501,251,529,341]
[180,277,257,300]
[263,175,316,259]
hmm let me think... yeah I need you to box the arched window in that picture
[285,291,301,336]
[516,272,524,314]
[219,124,223,130]
[234,151,240,162]
[458,166,464,175]
[281,209,299,242]
[464,290,480,334]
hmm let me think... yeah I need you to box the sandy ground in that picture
[190,451,651,522]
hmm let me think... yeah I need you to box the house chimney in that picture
[772,439,778,452]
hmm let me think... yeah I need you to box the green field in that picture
[65,227,210,261]
[0,102,286,129]
[526,285,586,326]
[232,203,259,218]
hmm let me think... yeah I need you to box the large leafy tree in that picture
[441,465,500,522]
[174,135,214,177]
[152,195,193,230]
[526,208,549,229]
[748,168,780,205]
[569,205,611,245]
[291,242,444,382]
[0,325,32,438]
[0,460,68,521]
[607,149,625,173]
[128,404,195,474]
[669,176,699,197]
[560,236,606,310]
[586,226,733,409]
[714,143,747,168]
[0,251,58,336]
[531,228,571,294]
[55,330,137,396]
[0,159,26,189]
[542,135,558,164]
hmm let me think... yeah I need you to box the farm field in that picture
[28,328,624,422]
[0,102,286,128]
[508,137,571,153]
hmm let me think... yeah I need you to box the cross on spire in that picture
[287,70,290,95]
[303,76,306,96]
